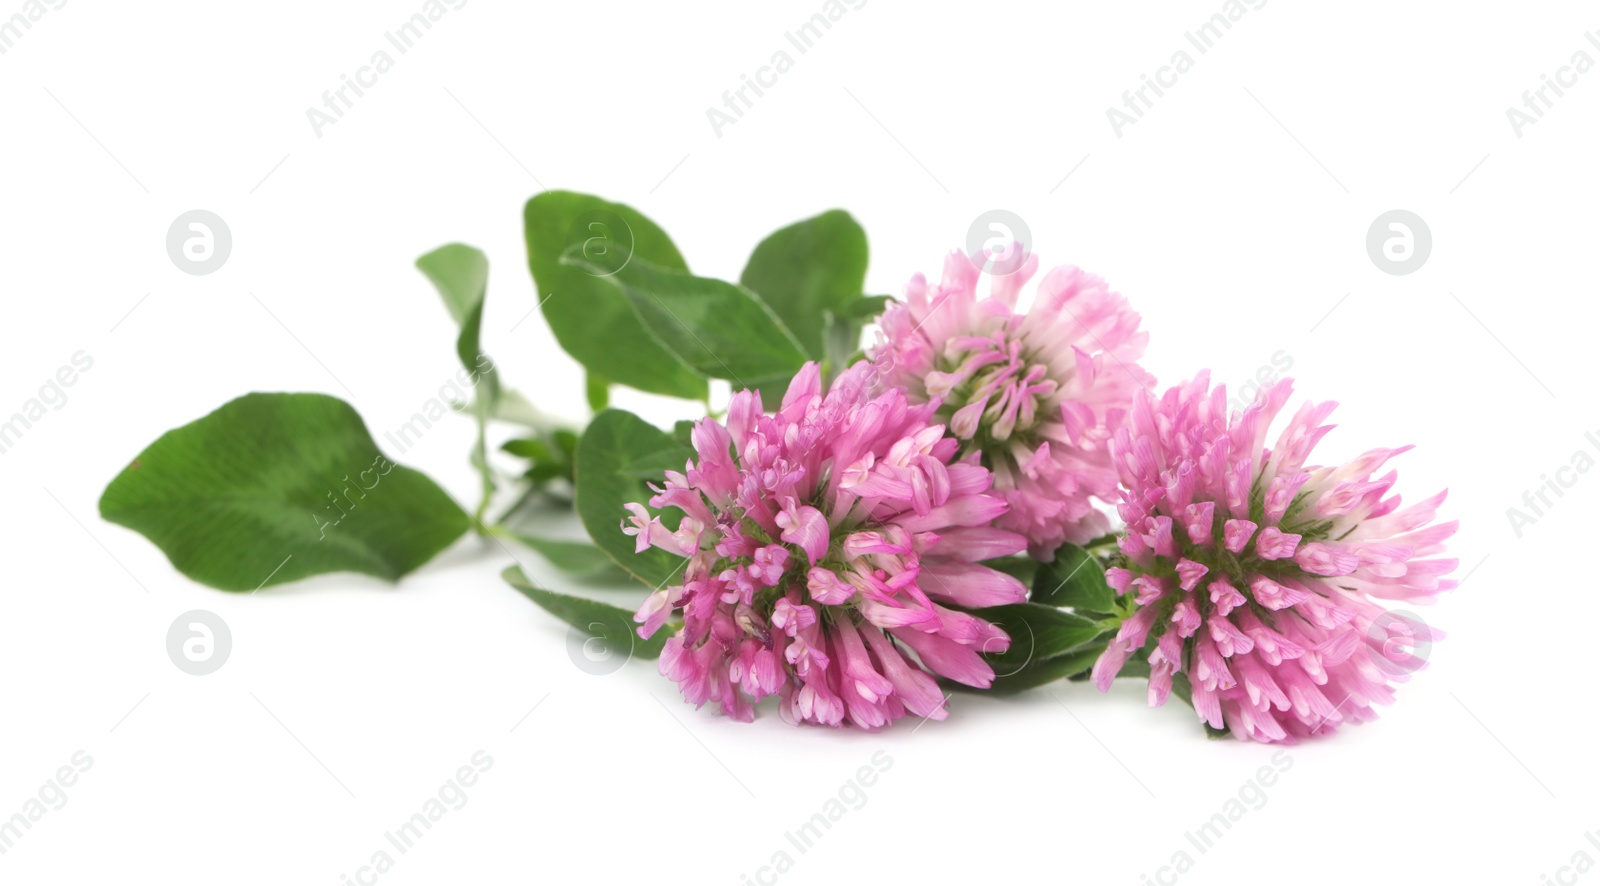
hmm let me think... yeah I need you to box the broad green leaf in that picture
[563,250,808,390]
[984,637,1111,696]
[1032,543,1118,613]
[575,409,691,588]
[977,603,1107,671]
[505,533,627,580]
[100,393,469,591]
[619,447,695,481]
[417,242,500,519]
[523,191,706,400]
[503,566,667,659]
[739,210,869,359]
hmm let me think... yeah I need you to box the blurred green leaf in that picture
[417,242,500,519]
[585,372,610,412]
[100,393,469,591]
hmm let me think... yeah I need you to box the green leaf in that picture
[501,436,556,461]
[563,250,808,390]
[503,565,667,660]
[1032,543,1118,613]
[523,191,706,400]
[497,425,581,519]
[585,372,610,412]
[753,376,794,409]
[984,637,1111,696]
[834,293,893,322]
[977,603,1108,671]
[554,428,579,456]
[502,428,577,483]
[575,409,691,588]
[100,393,470,591]
[822,294,892,374]
[504,533,627,580]
[670,420,696,450]
[417,242,500,520]
[738,210,869,360]
[983,555,1041,587]
[619,448,695,481]
[416,243,488,367]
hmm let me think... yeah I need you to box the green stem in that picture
[492,483,541,526]
[470,384,495,535]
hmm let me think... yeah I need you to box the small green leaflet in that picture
[574,409,692,589]
[503,565,667,660]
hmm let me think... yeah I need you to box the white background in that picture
[0,1,1590,883]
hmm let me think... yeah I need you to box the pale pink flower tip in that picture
[1092,372,1458,743]
[627,361,1028,728]
[869,247,1153,559]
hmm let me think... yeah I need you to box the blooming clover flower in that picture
[627,361,1029,727]
[1091,372,1457,742]
[871,248,1152,559]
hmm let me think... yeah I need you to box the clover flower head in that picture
[871,247,1152,558]
[1092,372,1457,742]
[627,362,1030,728]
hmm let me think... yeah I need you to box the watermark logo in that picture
[166,210,232,275]
[704,0,870,139]
[1365,210,1430,276]
[965,210,1032,276]
[1505,33,1600,138]
[566,620,644,677]
[1365,610,1434,677]
[1104,0,1269,137]
[740,750,893,885]
[313,455,398,540]
[1142,750,1293,885]
[304,0,468,138]
[166,609,232,676]
[1507,430,1600,539]
[1225,350,1293,414]
[339,750,493,884]
[565,210,634,278]
[0,0,68,57]
[0,351,93,457]
[0,751,92,856]
[1541,831,1600,886]
[380,353,495,456]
